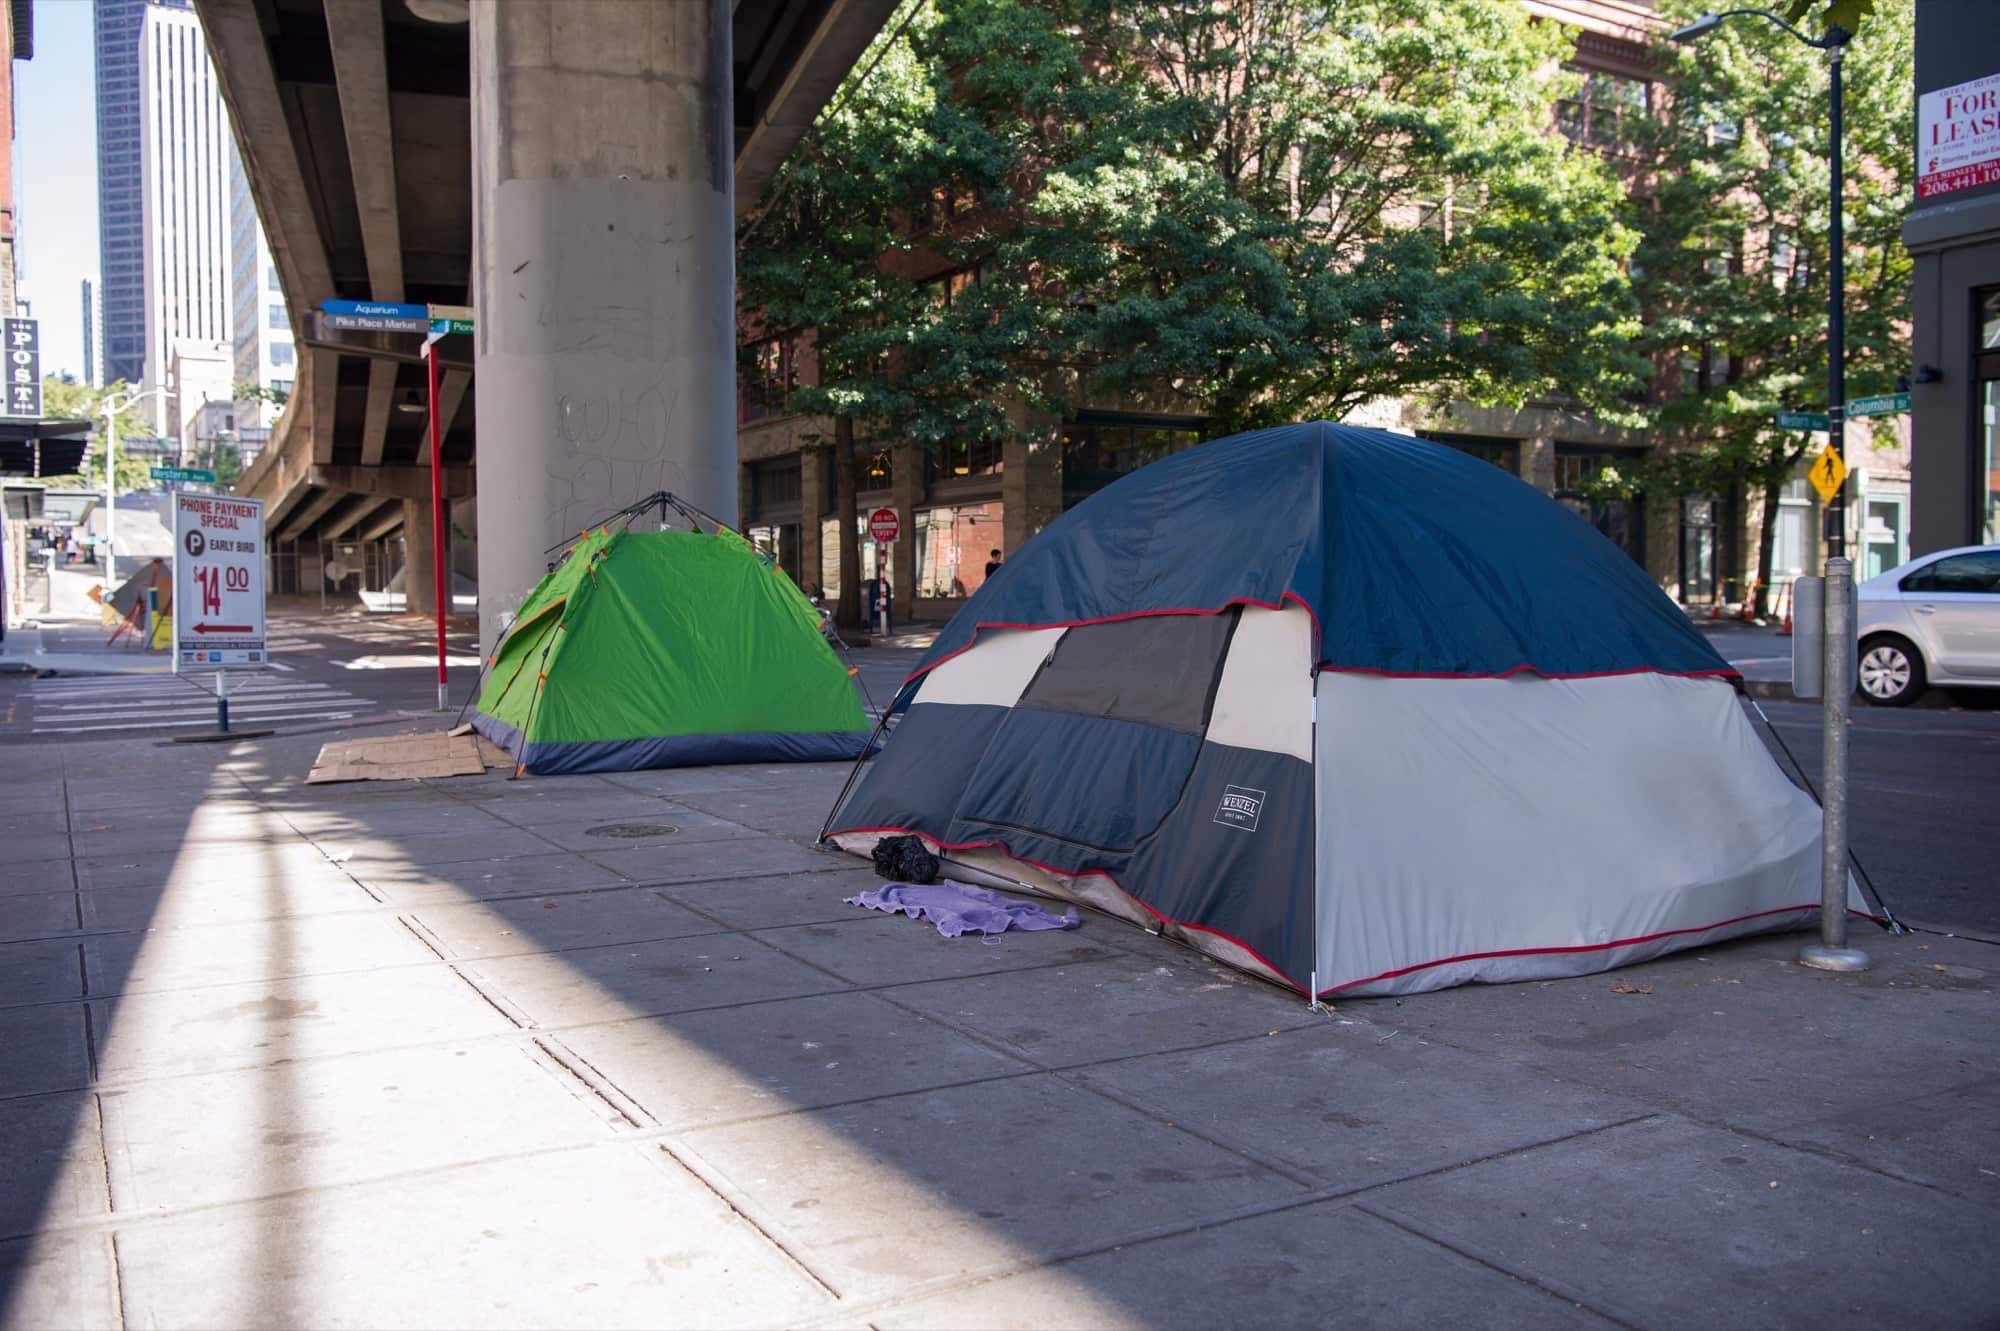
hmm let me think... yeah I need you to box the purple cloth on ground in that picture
[845,880,1080,938]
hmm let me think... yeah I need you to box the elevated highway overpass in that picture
[204,0,897,633]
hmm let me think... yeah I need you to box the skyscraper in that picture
[92,0,166,387]
[137,2,231,439]
[230,151,294,430]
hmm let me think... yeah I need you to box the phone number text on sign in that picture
[174,494,269,670]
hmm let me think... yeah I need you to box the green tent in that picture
[471,527,871,774]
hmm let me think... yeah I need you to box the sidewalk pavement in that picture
[1,724,1995,1330]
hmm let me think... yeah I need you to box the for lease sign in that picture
[1920,71,2000,199]
[173,494,268,670]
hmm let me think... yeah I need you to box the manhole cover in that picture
[585,822,679,839]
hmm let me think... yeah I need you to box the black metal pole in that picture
[1825,36,1846,556]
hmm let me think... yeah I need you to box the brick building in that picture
[737,0,1888,624]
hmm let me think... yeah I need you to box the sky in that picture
[14,0,100,382]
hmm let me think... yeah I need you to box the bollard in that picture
[1799,556,1868,972]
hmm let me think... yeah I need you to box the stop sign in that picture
[868,506,900,543]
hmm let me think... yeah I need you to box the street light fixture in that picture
[1673,8,1867,973]
[98,385,175,582]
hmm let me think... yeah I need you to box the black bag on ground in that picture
[871,834,940,885]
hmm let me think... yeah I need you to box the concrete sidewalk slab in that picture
[678,1073,1302,1299]
[549,989,1033,1132]
[1368,1114,2000,1330]
[868,1201,1617,1331]
[754,912,1123,987]
[406,885,724,959]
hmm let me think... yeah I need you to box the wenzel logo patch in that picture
[1213,784,1265,832]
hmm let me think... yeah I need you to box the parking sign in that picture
[173,494,268,670]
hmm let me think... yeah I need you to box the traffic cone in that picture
[1738,577,1759,623]
[1776,581,1794,636]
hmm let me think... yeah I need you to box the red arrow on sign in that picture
[192,623,254,634]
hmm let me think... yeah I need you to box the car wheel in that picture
[1857,636,1924,707]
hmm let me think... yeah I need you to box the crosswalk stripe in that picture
[33,710,360,735]
[26,668,378,735]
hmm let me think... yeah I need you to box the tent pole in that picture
[817,678,911,845]
[1309,667,1323,1010]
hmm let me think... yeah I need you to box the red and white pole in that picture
[425,339,449,711]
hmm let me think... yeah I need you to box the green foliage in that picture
[233,380,290,409]
[32,376,157,495]
[1621,0,1913,502]
[738,0,1646,452]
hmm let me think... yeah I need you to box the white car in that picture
[1855,543,2000,705]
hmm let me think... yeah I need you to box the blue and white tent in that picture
[825,422,1871,998]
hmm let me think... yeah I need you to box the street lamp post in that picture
[99,386,174,582]
[1672,9,1868,972]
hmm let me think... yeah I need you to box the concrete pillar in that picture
[891,442,923,623]
[1002,419,1064,555]
[470,0,736,650]
[799,446,827,597]
[1520,432,1557,493]
[404,498,439,616]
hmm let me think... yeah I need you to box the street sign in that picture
[427,304,475,322]
[320,311,431,334]
[173,493,268,670]
[428,318,474,336]
[151,466,217,483]
[1808,445,1849,504]
[5,317,41,417]
[322,299,430,320]
[868,506,900,544]
[1776,411,1831,432]
[1848,392,1911,419]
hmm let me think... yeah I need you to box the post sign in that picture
[1919,71,2000,200]
[152,466,217,483]
[1776,410,1831,432]
[868,506,900,544]
[1848,392,1911,419]
[173,494,267,670]
[323,299,430,320]
[5,317,40,417]
[320,311,431,334]
[1808,446,1849,504]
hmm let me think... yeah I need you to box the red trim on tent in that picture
[830,824,1306,992]
[834,828,1884,1000]
[1314,904,1888,996]
[1317,662,1742,683]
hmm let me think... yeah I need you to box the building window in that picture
[267,305,288,330]
[1554,445,1646,566]
[819,516,895,603]
[746,524,803,586]
[912,502,1005,599]
[1060,415,1205,509]
[1418,431,1519,475]
[748,457,803,513]
[1557,69,1651,151]
[270,342,294,367]
[267,269,283,292]
[922,267,980,309]
[739,336,797,424]
[926,438,1004,484]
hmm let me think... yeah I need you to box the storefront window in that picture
[746,524,801,586]
[1864,496,1906,580]
[1981,289,2000,351]
[818,517,896,604]
[912,502,1005,599]
[1679,497,1719,605]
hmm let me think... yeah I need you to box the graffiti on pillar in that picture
[546,378,699,539]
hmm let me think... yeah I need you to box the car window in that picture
[1905,552,2000,594]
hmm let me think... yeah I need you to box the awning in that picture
[0,418,93,477]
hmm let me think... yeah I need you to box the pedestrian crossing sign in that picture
[1808,446,1848,504]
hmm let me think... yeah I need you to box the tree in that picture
[33,376,156,495]
[1620,0,1912,614]
[740,0,1647,621]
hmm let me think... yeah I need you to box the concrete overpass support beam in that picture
[469,0,737,649]
[404,498,440,616]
